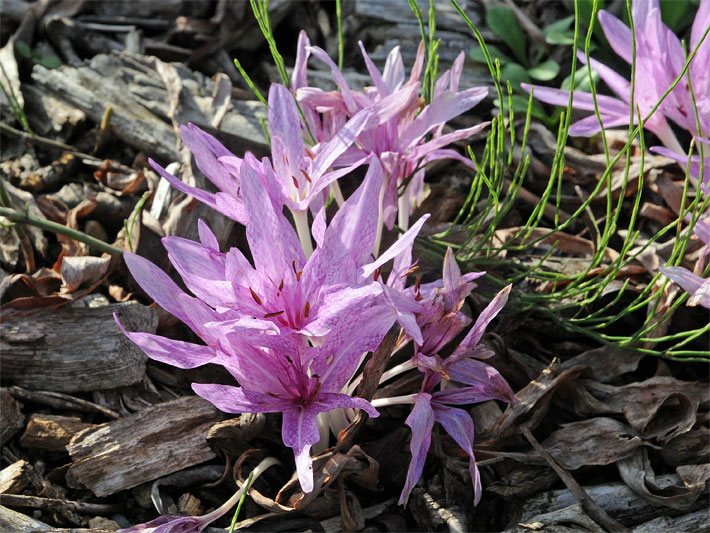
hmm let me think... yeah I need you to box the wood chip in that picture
[632,509,709,532]
[19,414,97,452]
[32,52,267,162]
[66,396,223,497]
[0,461,31,495]
[518,474,703,528]
[0,389,25,445]
[0,301,156,392]
[0,505,51,532]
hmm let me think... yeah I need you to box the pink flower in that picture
[524,0,710,176]
[294,32,489,229]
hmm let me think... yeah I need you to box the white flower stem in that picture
[380,359,416,383]
[371,394,418,408]
[292,208,313,258]
[330,181,345,207]
[313,411,330,454]
[346,358,416,396]
[398,194,410,231]
[373,182,386,258]
[198,456,280,526]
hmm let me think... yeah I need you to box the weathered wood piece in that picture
[514,503,603,533]
[0,389,25,444]
[19,414,96,452]
[66,396,223,497]
[0,494,119,515]
[632,509,710,532]
[32,52,267,162]
[0,461,31,495]
[0,302,156,393]
[517,475,707,527]
[0,505,51,532]
[408,488,466,533]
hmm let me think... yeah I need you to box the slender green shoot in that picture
[228,471,254,533]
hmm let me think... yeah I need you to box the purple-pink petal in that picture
[399,393,435,506]
[362,214,431,279]
[114,314,217,369]
[281,406,321,493]
[240,153,306,279]
[432,403,482,505]
[400,88,488,148]
[451,285,511,359]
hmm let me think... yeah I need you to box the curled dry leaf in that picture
[60,255,111,293]
[560,346,644,384]
[4,179,49,258]
[541,417,645,471]
[578,377,708,442]
[661,428,710,466]
[285,445,381,512]
[617,448,708,511]
[492,360,589,441]
[56,198,97,257]
[487,464,558,499]
[206,413,266,457]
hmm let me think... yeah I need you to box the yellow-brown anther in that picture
[249,287,263,305]
[300,169,312,183]
[264,310,285,318]
[303,301,311,318]
[404,264,420,277]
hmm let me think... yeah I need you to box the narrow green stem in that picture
[0,207,123,256]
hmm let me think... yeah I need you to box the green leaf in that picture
[561,68,599,91]
[528,59,560,81]
[500,62,530,86]
[14,41,32,59]
[543,16,575,45]
[577,0,605,30]
[469,43,511,65]
[493,95,549,123]
[660,0,693,32]
[34,53,61,69]
[485,6,527,65]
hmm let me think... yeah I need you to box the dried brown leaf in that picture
[581,377,708,441]
[60,255,111,293]
[492,360,589,440]
[617,448,707,510]
[542,418,644,470]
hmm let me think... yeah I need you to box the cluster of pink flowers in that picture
[117,35,514,510]
[524,0,710,308]
[524,0,709,190]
